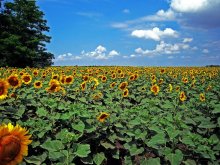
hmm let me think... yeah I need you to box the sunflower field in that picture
[0,66,220,165]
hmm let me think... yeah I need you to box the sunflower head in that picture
[200,93,205,102]
[21,74,32,85]
[65,75,74,85]
[180,91,187,102]
[151,84,160,95]
[122,88,129,97]
[34,81,42,89]
[97,112,110,123]
[0,79,9,100]
[0,123,32,165]
[119,81,128,90]
[7,74,21,88]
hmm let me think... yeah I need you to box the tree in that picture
[0,0,54,67]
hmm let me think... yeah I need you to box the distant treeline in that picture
[206,65,220,67]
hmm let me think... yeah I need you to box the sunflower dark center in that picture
[24,76,30,82]
[100,114,108,120]
[0,135,21,162]
[0,84,4,95]
[8,77,19,86]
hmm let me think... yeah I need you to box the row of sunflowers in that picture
[0,66,220,164]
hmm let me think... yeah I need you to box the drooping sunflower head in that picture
[97,112,110,123]
[151,84,160,95]
[21,74,32,85]
[0,123,32,165]
[7,74,21,88]
[34,80,42,89]
[0,79,9,100]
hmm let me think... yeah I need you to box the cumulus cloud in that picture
[131,27,178,41]
[109,50,119,56]
[202,49,209,53]
[183,38,193,43]
[171,0,209,13]
[134,40,190,57]
[82,45,120,60]
[54,46,119,62]
[55,53,82,61]
[170,0,220,28]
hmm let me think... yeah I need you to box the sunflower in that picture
[7,75,21,88]
[101,76,107,83]
[52,73,59,80]
[46,79,61,93]
[179,91,187,102]
[151,84,160,95]
[129,75,135,81]
[0,123,32,165]
[21,74,32,85]
[65,75,74,85]
[199,93,205,102]
[119,81,128,90]
[81,81,86,91]
[158,78,163,84]
[0,79,9,100]
[160,68,165,74]
[34,81,42,89]
[110,82,116,88]
[175,86,180,92]
[32,69,39,76]
[59,75,66,85]
[168,84,173,92]
[122,88,129,97]
[97,112,110,123]
[111,73,116,79]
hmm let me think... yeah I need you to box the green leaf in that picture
[24,153,47,165]
[49,151,64,161]
[75,144,91,158]
[36,107,48,117]
[147,133,166,148]
[217,117,220,127]
[212,104,220,114]
[183,159,197,165]
[100,141,115,149]
[41,140,64,152]
[141,158,161,165]
[166,127,180,140]
[166,149,183,165]
[72,121,85,132]
[93,152,106,165]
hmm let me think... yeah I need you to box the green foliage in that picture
[0,0,54,67]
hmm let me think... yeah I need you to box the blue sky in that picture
[37,0,220,66]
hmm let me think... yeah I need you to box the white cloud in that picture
[131,27,178,41]
[202,49,209,53]
[82,45,120,60]
[109,50,119,56]
[170,0,220,28]
[183,38,193,43]
[55,53,81,61]
[134,41,190,57]
[122,9,130,14]
[171,0,208,13]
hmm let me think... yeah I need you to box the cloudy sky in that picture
[37,0,220,66]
